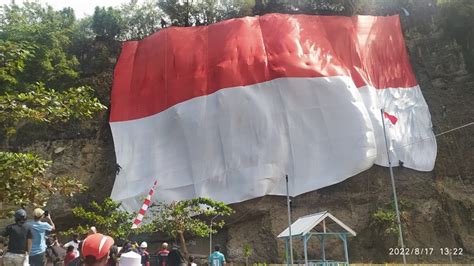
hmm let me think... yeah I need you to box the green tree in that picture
[158,0,196,26]
[0,2,107,217]
[220,0,255,20]
[120,0,165,40]
[253,0,357,16]
[0,151,86,218]
[0,2,79,91]
[151,197,234,257]
[0,85,106,217]
[0,84,106,142]
[0,40,34,90]
[70,6,124,77]
[66,198,152,241]
[158,0,253,27]
[91,7,123,41]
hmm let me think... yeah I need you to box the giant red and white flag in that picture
[110,14,437,211]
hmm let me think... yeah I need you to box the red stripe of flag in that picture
[110,15,417,122]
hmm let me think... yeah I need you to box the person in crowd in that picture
[187,256,196,266]
[63,246,75,266]
[1,209,32,266]
[46,235,65,266]
[156,242,169,266]
[81,233,114,266]
[167,243,185,266]
[131,241,141,254]
[88,227,97,236]
[0,236,4,257]
[63,233,80,258]
[77,226,97,259]
[106,245,118,266]
[139,242,149,266]
[0,235,4,262]
[119,242,132,256]
[28,208,55,266]
[208,245,226,266]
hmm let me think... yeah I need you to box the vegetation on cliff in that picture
[0,0,365,219]
[150,197,234,256]
[1,0,473,262]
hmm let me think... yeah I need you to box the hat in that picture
[33,208,44,217]
[81,233,114,260]
[119,251,142,266]
[88,226,97,234]
[140,242,147,248]
[14,209,27,221]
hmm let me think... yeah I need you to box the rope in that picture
[435,122,474,137]
[389,121,474,153]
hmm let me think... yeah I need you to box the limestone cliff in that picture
[5,0,473,263]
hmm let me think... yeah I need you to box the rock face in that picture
[11,118,118,228]
[220,2,474,263]
[4,0,473,263]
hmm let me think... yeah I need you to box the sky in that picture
[0,0,142,18]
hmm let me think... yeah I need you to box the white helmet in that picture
[140,242,148,248]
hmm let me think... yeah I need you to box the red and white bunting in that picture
[131,180,157,229]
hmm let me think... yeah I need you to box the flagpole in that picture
[285,174,294,266]
[381,109,406,264]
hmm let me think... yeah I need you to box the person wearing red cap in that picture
[81,233,114,266]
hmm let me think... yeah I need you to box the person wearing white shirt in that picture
[63,234,80,258]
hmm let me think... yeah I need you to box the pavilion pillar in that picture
[303,235,308,266]
[342,234,349,265]
[320,235,326,263]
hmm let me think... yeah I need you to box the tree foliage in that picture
[120,0,165,40]
[0,2,106,218]
[0,83,104,217]
[0,97,104,216]
[370,200,409,238]
[0,2,79,91]
[0,85,106,130]
[0,40,34,90]
[0,0,470,248]
[0,151,86,218]
[243,243,253,266]
[158,0,253,27]
[66,198,152,241]
[92,7,123,41]
[151,197,234,256]
[253,0,357,16]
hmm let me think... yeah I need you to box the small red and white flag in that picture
[383,111,398,125]
[131,180,157,229]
